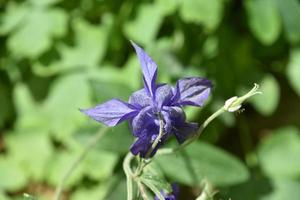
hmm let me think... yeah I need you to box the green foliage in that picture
[258,126,300,179]
[0,0,299,199]
[155,142,249,186]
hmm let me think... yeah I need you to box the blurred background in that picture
[0,0,300,199]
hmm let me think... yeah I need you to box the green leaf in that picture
[287,49,300,96]
[5,131,53,181]
[155,0,179,16]
[6,4,67,59]
[43,74,91,138]
[155,142,249,186]
[0,2,27,35]
[82,149,118,180]
[71,185,109,200]
[258,126,300,179]
[263,179,300,200]
[0,156,27,191]
[245,0,281,45]
[140,163,172,194]
[251,75,280,116]
[179,0,225,31]
[13,83,48,131]
[29,0,61,7]
[275,0,300,44]
[225,177,300,200]
[124,3,164,45]
[45,151,84,188]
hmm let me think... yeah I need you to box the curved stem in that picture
[123,152,135,200]
[145,119,164,158]
[53,127,109,200]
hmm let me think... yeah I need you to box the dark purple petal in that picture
[131,106,157,137]
[172,77,212,107]
[155,84,174,109]
[172,122,198,144]
[80,99,138,127]
[128,88,152,108]
[130,130,152,156]
[131,41,157,98]
[162,106,198,144]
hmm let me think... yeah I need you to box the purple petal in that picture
[128,88,152,108]
[130,130,152,156]
[162,106,198,143]
[131,106,157,137]
[172,77,212,107]
[81,99,138,127]
[131,41,157,98]
[172,122,198,144]
[155,84,174,109]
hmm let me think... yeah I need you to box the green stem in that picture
[123,152,135,200]
[145,119,164,158]
[53,127,109,200]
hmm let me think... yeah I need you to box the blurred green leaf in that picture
[155,0,179,16]
[287,49,300,96]
[3,3,67,59]
[179,0,224,31]
[33,17,110,75]
[251,75,280,116]
[105,176,127,200]
[245,0,281,45]
[0,156,27,191]
[275,0,300,43]
[29,0,61,7]
[155,142,249,186]
[46,151,84,188]
[124,3,164,45]
[71,183,109,200]
[13,83,48,131]
[258,126,300,179]
[263,179,300,200]
[82,149,118,180]
[43,74,91,138]
[225,177,300,200]
[5,131,53,181]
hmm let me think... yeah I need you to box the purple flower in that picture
[154,183,179,200]
[81,42,212,157]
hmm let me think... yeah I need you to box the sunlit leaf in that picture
[5,3,67,59]
[275,0,300,43]
[179,0,225,31]
[245,0,281,45]
[155,142,249,186]
[43,74,91,138]
[71,183,110,200]
[287,48,300,96]
[124,3,164,45]
[82,149,118,180]
[5,131,53,181]
[258,126,300,179]
[0,156,27,191]
[251,75,280,116]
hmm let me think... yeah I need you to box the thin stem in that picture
[145,119,164,158]
[53,127,109,200]
[157,107,225,155]
[123,152,135,200]
[137,181,150,200]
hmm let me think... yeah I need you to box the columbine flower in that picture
[154,183,179,200]
[81,42,212,157]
